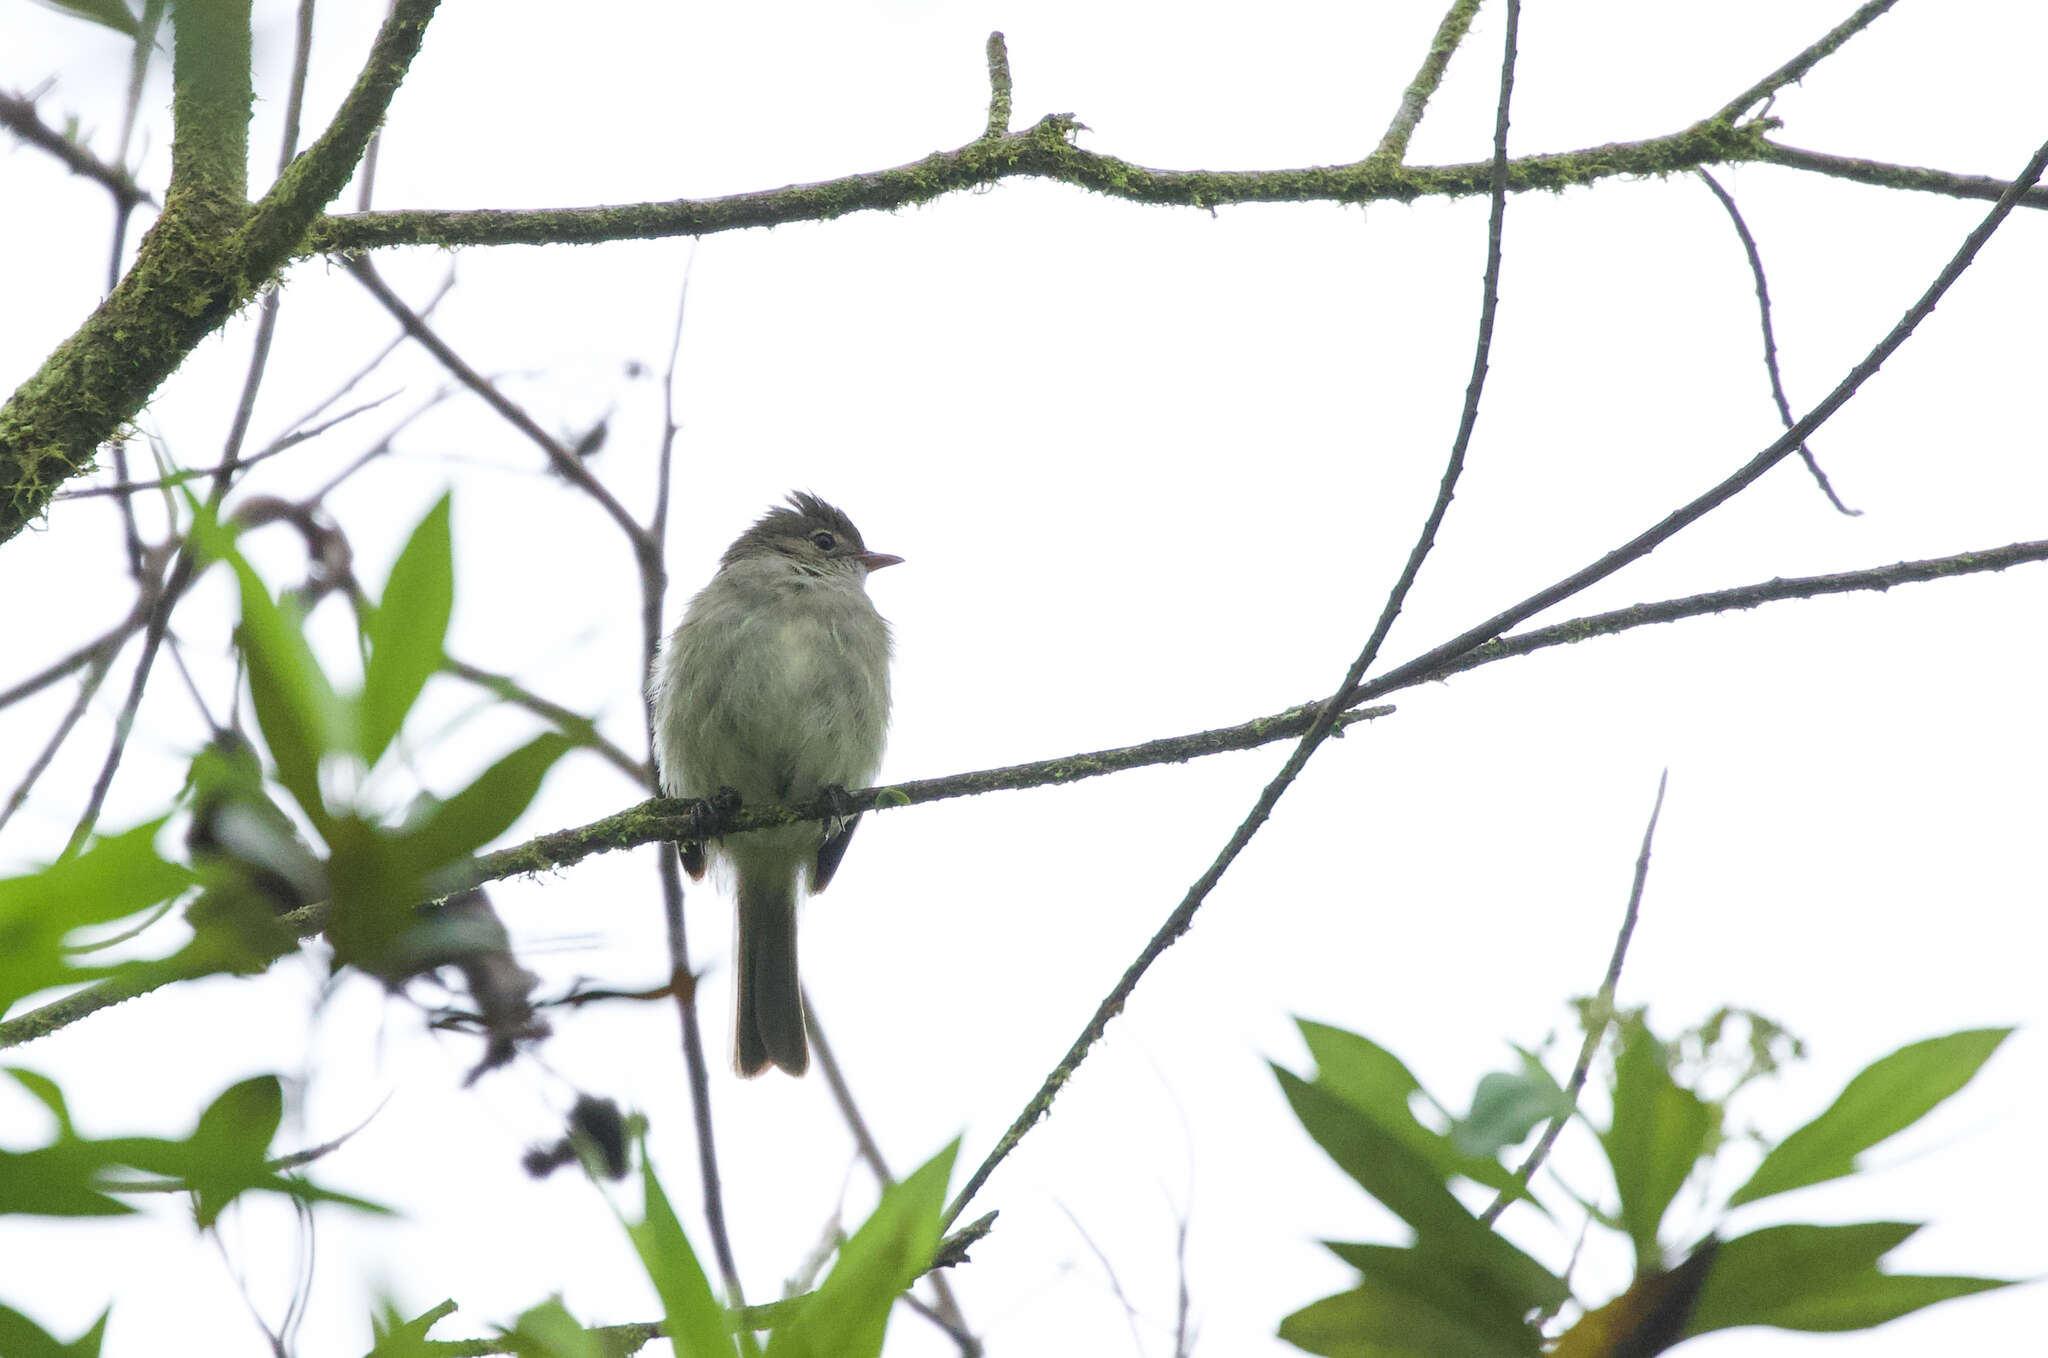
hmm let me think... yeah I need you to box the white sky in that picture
[2,1,2044,1355]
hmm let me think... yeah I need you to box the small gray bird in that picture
[651,493,899,1077]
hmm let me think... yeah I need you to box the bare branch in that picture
[1481,770,1667,1225]
[1715,0,1900,124]
[1757,137,2048,209]
[1696,168,1858,515]
[0,89,157,212]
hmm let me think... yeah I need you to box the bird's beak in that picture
[859,552,904,572]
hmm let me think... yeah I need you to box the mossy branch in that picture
[0,0,442,546]
[6,535,2046,1052]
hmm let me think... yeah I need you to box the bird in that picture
[651,493,899,1076]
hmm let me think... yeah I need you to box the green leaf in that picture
[0,1147,133,1217]
[1685,1221,2014,1335]
[0,820,194,1016]
[0,1301,109,1358]
[1298,1021,1531,1199]
[1600,1017,1712,1271]
[360,495,453,766]
[1452,1050,1575,1159]
[396,733,574,881]
[6,1069,74,1137]
[1321,1244,1542,1356]
[1728,1029,2012,1207]
[364,1298,455,1357]
[501,1298,598,1358]
[183,1075,284,1228]
[628,1155,732,1357]
[767,1140,958,1358]
[44,0,139,36]
[1277,1069,1564,1316]
[189,511,345,828]
[1279,1277,1535,1358]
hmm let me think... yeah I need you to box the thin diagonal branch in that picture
[1340,132,2048,713]
[941,0,1524,1231]
[1696,168,1857,516]
[345,257,648,546]
[0,90,157,211]
[1756,137,2048,209]
[1715,0,1899,124]
[1481,770,1666,1226]
[1372,0,1484,163]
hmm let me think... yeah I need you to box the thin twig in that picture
[345,256,648,546]
[1335,132,2048,716]
[55,392,404,501]
[0,89,157,211]
[1055,1200,1147,1355]
[1480,770,1667,1226]
[1372,0,1484,163]
[941,0,1524,1232]
[626,263,744,1308]
[444,657,649,788]
[1696,168,1858,516]
[807,991,977,1351]
[1714,0,1900,124]
[0,602,148,709]
[0,645,121,838]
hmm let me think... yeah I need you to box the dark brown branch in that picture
[1336,132,2048,715]
[1695,168,1858,516]
[344,257,647,546]
[1480,771,1666,1226]
[939,0,1525,1233]
[0,89,157,211]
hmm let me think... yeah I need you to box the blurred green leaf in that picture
[1280,1275,1538,1358]
[1685,1221,2013,1334]
[628,1155,732,1357]
[0,1146,132,1217]
[0,1301,109,1357]
[502,1298,598,1358]
[396,732,574,880]
[1298,1021,1532,1200]
[189,510,346,829]
[6,1068,73,1135]
[360,494,453,767]
[96,1076,388,1225]
[767,1140,958,1358]
[0,820,193,1016]
[41,0,138,36]
[364,1298,455,1357]
[1728,1028,2011,1208]
[1318,1243,1542,1356]
[1601,1017,1712,1271]
[1277,1069,1564,1316]
[1452,1049,1574,1159]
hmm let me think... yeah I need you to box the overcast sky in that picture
[2,1,2044,1355]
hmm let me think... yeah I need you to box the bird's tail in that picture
[735,874,807,1077]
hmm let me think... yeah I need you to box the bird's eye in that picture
[808,531,837,551]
